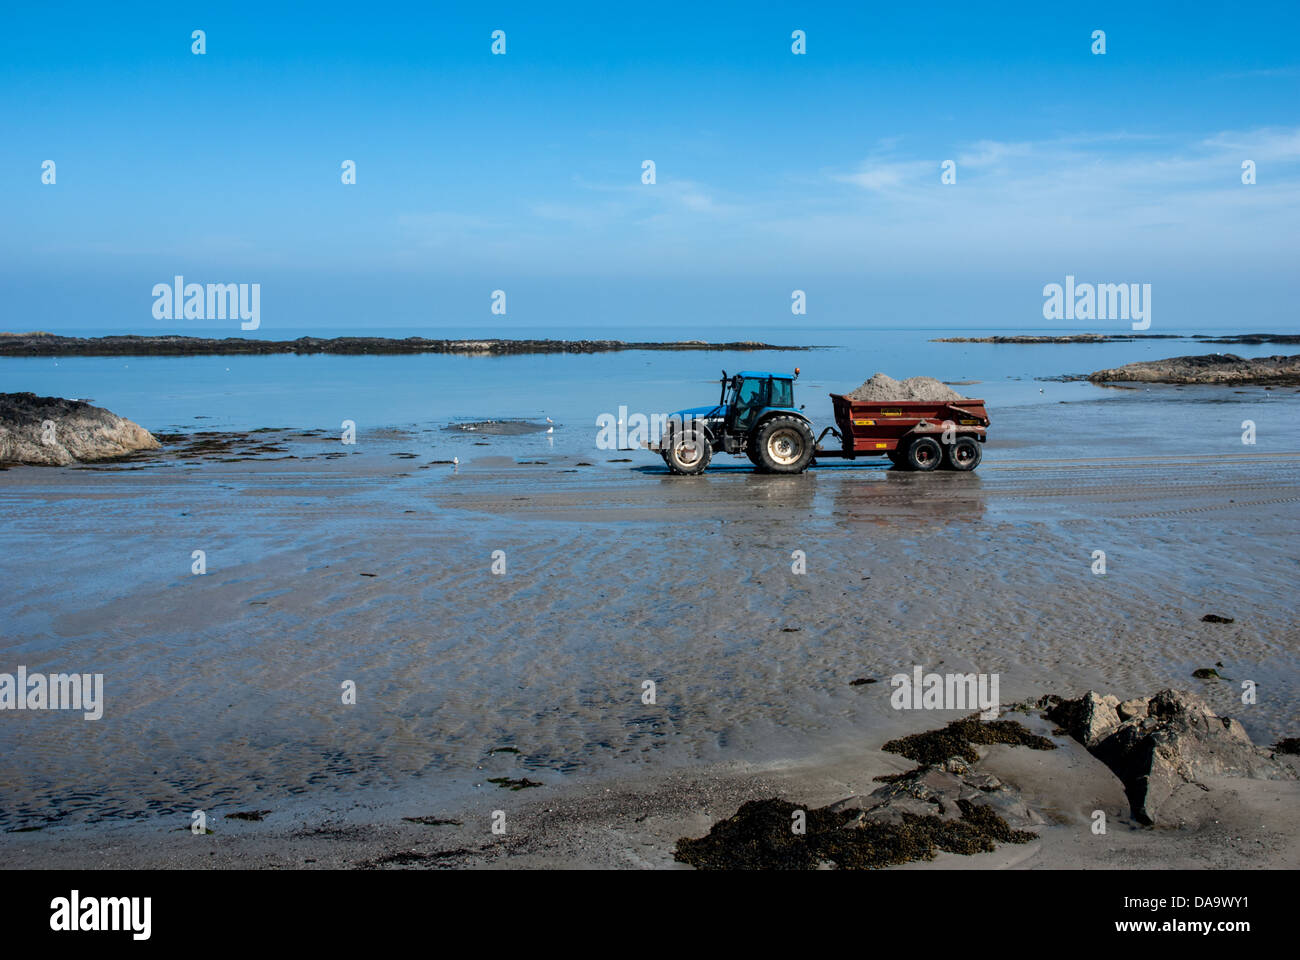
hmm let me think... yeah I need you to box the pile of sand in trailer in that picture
[845,373,966,402]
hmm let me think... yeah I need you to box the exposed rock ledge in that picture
[0,393,160,466]
[934,333,1300,345]
[1045,688,1295,825]
[1085,353,1300,385]
[0,333,808,357]
[933,333,1183,344]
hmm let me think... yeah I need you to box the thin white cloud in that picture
[834,163,914,191]
[956,140,1033,168]
[1217,66,1299,79]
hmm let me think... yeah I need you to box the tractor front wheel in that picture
[753,416,815,474]
[664,427,712,475]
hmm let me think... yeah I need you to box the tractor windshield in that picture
[735,377,764,406]
[726,376,793,409]
[726,376,760,408]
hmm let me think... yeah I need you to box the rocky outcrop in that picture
[0,333,807,357]
[933,333,1183,344]
[1199,334,1300,345]
[833,757,1045,831]
[0,393,160,465]
[934,333,1300,345]
[1049,689,1295,825]
[1085,353,1300,386]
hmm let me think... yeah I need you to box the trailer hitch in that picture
[815,425,842,446]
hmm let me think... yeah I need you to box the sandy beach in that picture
[2,397,1297,868]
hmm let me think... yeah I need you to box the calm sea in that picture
[2,326,1292,455]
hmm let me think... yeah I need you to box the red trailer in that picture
[815,394,991,471]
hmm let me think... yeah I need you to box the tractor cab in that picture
[723,371,797,434]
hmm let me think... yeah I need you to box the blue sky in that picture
[3,1,1298,332]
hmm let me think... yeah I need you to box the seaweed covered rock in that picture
[675,716,1052,870]
[0,392,160,466]
[673,792,1038,871]
[1052,688,1295,825]
[880,714,1056,766]
[851,763,1044,831]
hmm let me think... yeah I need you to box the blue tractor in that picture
[655,369,816,475]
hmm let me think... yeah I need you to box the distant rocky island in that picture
[1085,353,1300,385]
[934,333,1300,345]
[0,332,808,357]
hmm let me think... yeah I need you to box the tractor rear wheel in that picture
[945,435,982,471]
[905,436,942,472]
[664,426,712,475]
[753,416,815,474]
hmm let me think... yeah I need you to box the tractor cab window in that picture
[769,378,793,408]
[735,377,765,407]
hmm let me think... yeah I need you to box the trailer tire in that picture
[753,416,815,474]
[905,436,942,472]
[664,425,712,475]
[945,435,982,471]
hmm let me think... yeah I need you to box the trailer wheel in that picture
[945,435,982,471]
[905,436,942,472]
[754,416,815,474]
[664,426,712,475]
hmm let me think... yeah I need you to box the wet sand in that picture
[8,714,1299,870]
[1,421,1298,868]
